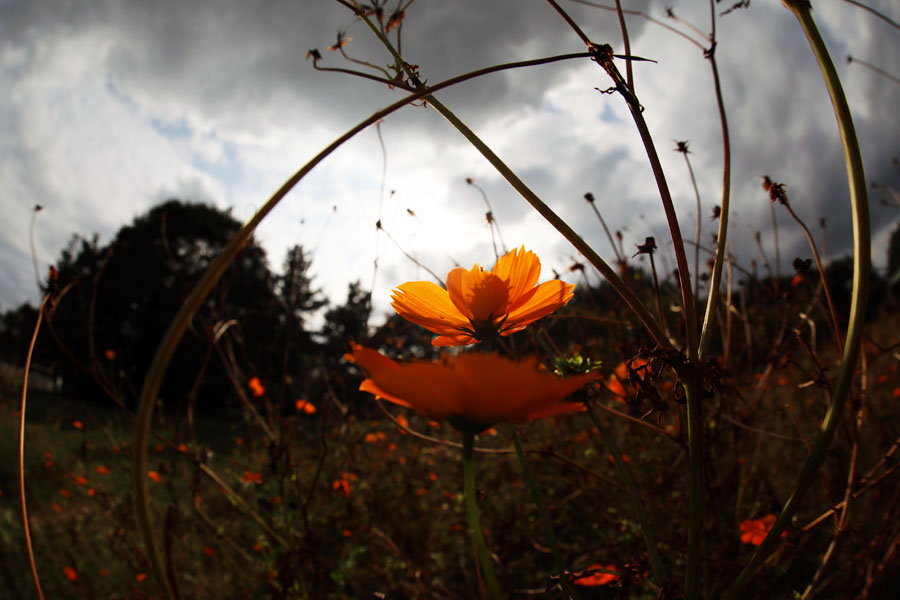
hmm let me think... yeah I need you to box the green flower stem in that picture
[723,1,871,597]
[462,431,503,600]
[682,373,704,599]
[506,425,578,599]
[585,405,667,587]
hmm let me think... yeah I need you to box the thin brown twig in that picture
[569,0,707,50]
[840,0,900,31]
[18,294,49,600]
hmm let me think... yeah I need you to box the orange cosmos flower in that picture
[573,563,619,586]
[739,514,786,546]
[344,343,595,432]
[391,246,574,347]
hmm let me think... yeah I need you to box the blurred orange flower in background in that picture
[242,471,263,485]
[332,477,352,498]
[391,246,574,347]
[248,377,265,397]
[573,563,619,586]
[147,470,162,484]
[295,399,316,414]
[739,514,785,546]
[345,343,595,431]
[62,566,78,582]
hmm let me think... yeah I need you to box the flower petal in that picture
[347,345,596,428]
[492,246,541,303]
[446,266,508,324]
[391,281,471,335]
[503,280,575,334]
[345,344,465,419]
[431,333,478,347]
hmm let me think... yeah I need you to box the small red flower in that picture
[573,563,619,586]
[295,399,317,414]
[62,566,78,582]
[739,514,786,546]
[248,377,265,397]
[332,478,352,498]
[242,471,263,485]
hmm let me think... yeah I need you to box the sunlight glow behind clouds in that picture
[0,0,898,325]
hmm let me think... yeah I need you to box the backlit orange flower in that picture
[147,470,162,484]
[345,343,595,431]
[391,246,575,346]
[573,563,619,586]
[739,514,786,546]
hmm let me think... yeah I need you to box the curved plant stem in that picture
[133,62,570,600]
[19,295,48,600]
[698,50,732,362]
[723,1,870,596]
[507,426,578,599]
[463,432,503,600]
[585,405,667,586]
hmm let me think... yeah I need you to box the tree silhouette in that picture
[43,199,285,410]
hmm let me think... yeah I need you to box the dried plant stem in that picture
[840,0,900,31]
[507,426,577,599]
[585,405,667,585]
[612,0,634,90]
[724,1,871,595]
[679,148,703,302]
[783,201,843,352]
[698,47,733,361]
[18,295,49,600]
[847,55,900,85]
[462,432,503,600]
[602,53,699,356]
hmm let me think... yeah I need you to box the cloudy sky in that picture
[2,0,898,326]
